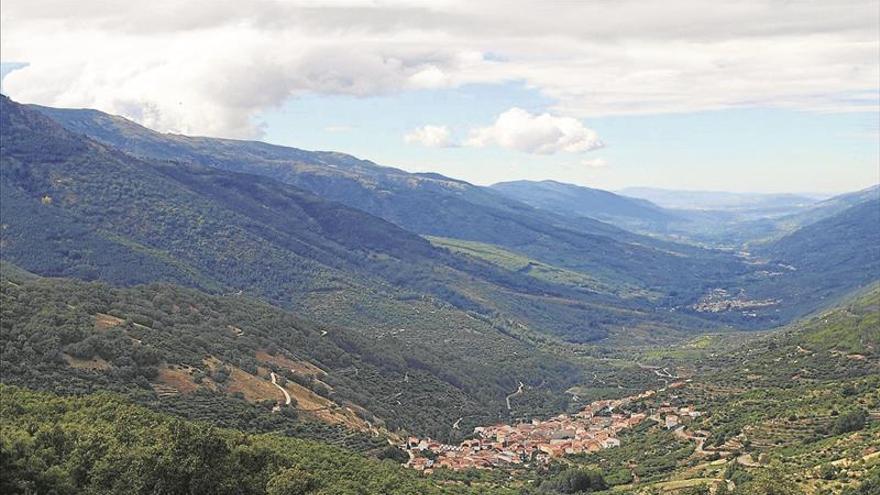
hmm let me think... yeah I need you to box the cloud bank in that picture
[1,0,877,138]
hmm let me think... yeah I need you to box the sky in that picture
[1,0,878,193]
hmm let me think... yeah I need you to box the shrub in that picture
[540,468,607,494]
[833,410,866,435]
[266,467,315,495]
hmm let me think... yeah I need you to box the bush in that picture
[265,467,315,495]
[604,467,633,485]
[540,468,607,494]
[819,463,838,480]
[376,445,409,464]
[833,410,866,435]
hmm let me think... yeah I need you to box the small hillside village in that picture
[405,383,702,472]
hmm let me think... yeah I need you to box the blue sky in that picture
[2,1,878,194]
[259,82,878,194]
[3,62,876,194]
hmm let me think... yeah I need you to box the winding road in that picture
[270,372,292,406]
[506,381,525,411]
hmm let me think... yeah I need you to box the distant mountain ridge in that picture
[757,197,880,285]
[772,184,880,231]
[618,186,826,212]
[490,179,677,224]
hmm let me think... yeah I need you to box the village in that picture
[404,384,702,472]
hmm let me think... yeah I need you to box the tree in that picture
[376,445,409,464]
[266,467,315,495]
[818,463,838,480]
[540,468,607,494]
[736,467,804,495]
[842,468,879,495]
[681,484,710,495]
[833,409,866,435]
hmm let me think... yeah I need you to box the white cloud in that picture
[1,0,877,137]
[466,108,602,154]
[404,125,455,148]
[581,158,608,169]
[406,65,451,90]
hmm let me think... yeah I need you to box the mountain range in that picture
[1,94,878,494]
[616,187,827,212]
[25,99,879,326]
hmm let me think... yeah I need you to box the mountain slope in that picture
[748,198,880,309]
[6,97,721,347]
[27,101,879,332]
[688,185,880,248]
[618,187,823,212]
[0,263,586,439]
[679,198,879,326]
[2,95,604,435]
[760,198,880,270]
[490,179,676,225]
[771,184,880,234]
[595,287,880,494]
[1,385,511,495]
[30,102,749,308]
[14,99,880,334]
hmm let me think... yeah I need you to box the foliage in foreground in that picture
[0,385,518,495]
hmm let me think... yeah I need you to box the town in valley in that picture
[404,382,702,472]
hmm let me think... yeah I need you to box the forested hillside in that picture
[4,95,729,349]
[31,102,752,311]
[490,180,677,226]
[30,101,878,331]
[0,385,519,495]
[0,263,590,440]
[741,199,880,321]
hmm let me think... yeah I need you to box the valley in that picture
[0,94,877,495]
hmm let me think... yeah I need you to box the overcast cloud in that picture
[1,0,877,138]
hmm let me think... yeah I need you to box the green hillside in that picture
[30,102,752,313]
[3,273,877,494]
[741,199,880,320]
[30,101,879,331]
[4,95,724,347]
[490,179,677,229]
[0,263,592,440]
[0,385,516,495]
[551,287,880,494]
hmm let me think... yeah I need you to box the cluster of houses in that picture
[405,387,701,472]
[653,404,703,430]
[691,287,779,314]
